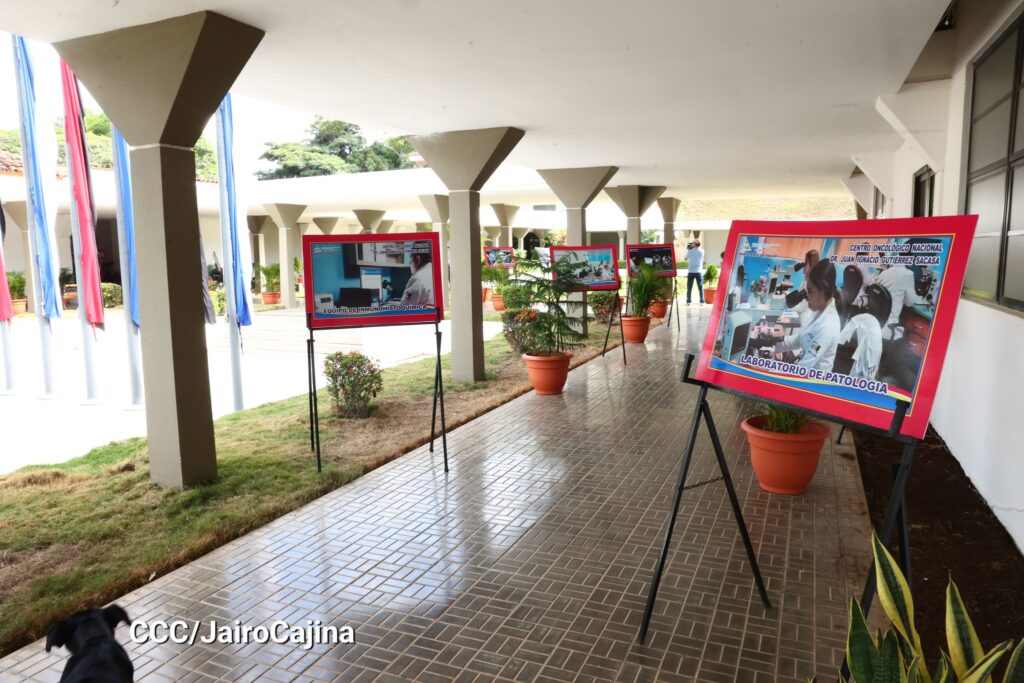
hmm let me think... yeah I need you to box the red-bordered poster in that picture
[626,243,677,278]
[550,244,620,291]
[303,232,445,329]
[483,246,515,268]
[695,217,977,438]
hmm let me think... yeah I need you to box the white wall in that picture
[896,0,1024,552]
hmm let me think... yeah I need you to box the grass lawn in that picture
[0,320,633,657]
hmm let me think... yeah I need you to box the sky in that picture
[0,34,324,179]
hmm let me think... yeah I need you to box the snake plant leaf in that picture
[872,532,923,656]
[874,630,909,683]
[931,657,952,683]
[1003,639,1024,683]
[958,641,1012,683]
[848,598,878,683]
[946,579,985,678]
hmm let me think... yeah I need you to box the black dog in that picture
[45,605,134,682]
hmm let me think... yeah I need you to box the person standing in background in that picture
[686,240,705,304]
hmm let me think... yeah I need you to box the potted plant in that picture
[703,263,719,305]
[485,265,510,311]
[648,275,673,318]
[260,264,281,305]
[510,257,589,395]
[6,272,27,315]
[740,404,829,494]
[622,263,661,343]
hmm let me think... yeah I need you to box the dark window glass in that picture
[974,32,1015,113]
[913,167,935,218]
[969,100,1012,172]
[966,172,1006,234]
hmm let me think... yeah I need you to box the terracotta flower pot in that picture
[704,287,717,305]
[621,315,652,343]
[523,352,572,395]
[261,291,281,305]
[491,294,505,311]
[481,287,491,302]
[11,299,28,315]
[741,415,829,495]
[649,299,668,318]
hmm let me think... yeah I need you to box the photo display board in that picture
[550,244,620,291]
[695,217,977,438]
[626,243,677,277]
[303,232,444,329]
[484,246,515,268]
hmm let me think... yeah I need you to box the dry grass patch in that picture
[0,322,632,657]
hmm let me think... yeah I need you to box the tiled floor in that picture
[1,307,874,682]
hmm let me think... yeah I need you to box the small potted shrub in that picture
[648,275,673,318]
[491,269,513,312]
[740,404,829,494]
[589,290,619,325]
[6,271,27,315]
[260,264,281,305]
[512,257,589,395]
[622,263,661,343]
[703,263,719,305]
[323,351,384,418]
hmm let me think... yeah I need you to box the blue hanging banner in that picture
[216,94,252,327]
[12,35,62,319]
[112,128,141,328]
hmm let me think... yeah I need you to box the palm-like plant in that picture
[506,256,589,356]
[628,263,666,317]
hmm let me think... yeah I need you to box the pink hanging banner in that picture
[0,243,12,322]
[60,59,104,327]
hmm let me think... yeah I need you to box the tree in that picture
[258,116,416,179]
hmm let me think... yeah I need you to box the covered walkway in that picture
[0,308,873,682]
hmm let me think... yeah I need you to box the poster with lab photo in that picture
[303,233,444,329]
[550,245,620,291]
[695,217,976,438]
[626,243,677,277]
[484,246,515,268]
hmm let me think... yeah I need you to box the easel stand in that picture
[638,353,771,642]
[665,278,681,333]
[306,312,449,475]
[600,291,627,365]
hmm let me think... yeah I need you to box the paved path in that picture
[0,306,873,682]
[0,308,500,473]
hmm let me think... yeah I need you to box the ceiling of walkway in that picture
[5,0,948,197]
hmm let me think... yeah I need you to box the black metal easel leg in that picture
[837,424,846,444]
[307,337,315,453]
[434,323,449,473]
[637,383,707,643]
[601,293,616,357]
[310,336,322,474]
[894,463,912,593]
[701,400,771,609]
[430,348,440,453]
[667,279,675,326]
[840,439,917,679]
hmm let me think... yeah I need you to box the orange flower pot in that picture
[704,287,717,305]
[741,416,829,494]
[649,300,668,318]
[261,292,281,305]
[523,352,572,395]
[481,287,491,302]
[491,294,505,311]
[621,316,651,344]
[11,299,28,315]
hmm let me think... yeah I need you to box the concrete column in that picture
[264,204,305,308]
[538,166,619,336]
[617,231,626,262]
[491,203,519,249]
[2,203,36,312]
[415,222,432,232]
[312,216,342,235]
[419,194,450,311]
[483,226,501,246]
[377,219,394,234]
[353,209,385,234]
[606,185,666,245]
[56,11,263,488]
[408,127,524,382]
[657,197,681,246]
[512,227,530,250]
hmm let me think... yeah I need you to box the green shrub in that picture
[100,282,122,307]
[704,263,719,287]
[628,264,663,317]
[323,352,383,418]
[260,264,281,293]
[6,272,26,300]
[760,404,805,433]
[501,309,534,355]
[498,282,531,310]
[589,291,619,324]
[210,288,226,316]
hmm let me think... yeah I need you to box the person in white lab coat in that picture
[837,283,891,379]
[401,242,435,307]
[874,261,917,340]
[774,260,842,371]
